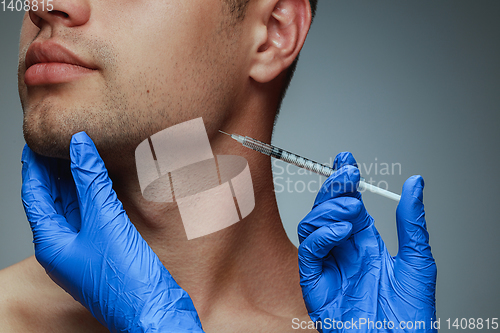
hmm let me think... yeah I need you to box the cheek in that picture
[19,13,39,51]
[95,10,225,109]
[96,1,221,76]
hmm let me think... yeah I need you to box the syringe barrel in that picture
[242,137,334,177]
[279,150,334,177]
[241,137,279,157]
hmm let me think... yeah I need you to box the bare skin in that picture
[0,0,318,331]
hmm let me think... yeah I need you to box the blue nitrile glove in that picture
[298,152,437,332]
[21,132,204,333]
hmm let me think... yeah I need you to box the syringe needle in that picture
[219,130,231,136]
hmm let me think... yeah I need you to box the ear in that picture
[249,0,312,83]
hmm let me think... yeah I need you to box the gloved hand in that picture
[21,132,204,333]
[298,152,437,332]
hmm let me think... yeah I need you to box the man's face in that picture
[18,0,246,161]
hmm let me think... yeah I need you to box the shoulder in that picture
[0,256,107,333]
[0,256,39,332]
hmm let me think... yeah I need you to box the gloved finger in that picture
[313,164,361,209]
[22,145,68,228]
[21,145,78,265]
[395,175,435,267]
[332,151,358,170]
[55,159,81,232]
[315,151,359,206]
[69,132,126,231]
[298,222,352,286]
[299,196,368,244]
[22,144,43,184]
[22,147,70,216]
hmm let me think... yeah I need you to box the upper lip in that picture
[25,40,97,70]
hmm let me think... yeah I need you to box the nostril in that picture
[50,10,69,19]
[28,3,90,28]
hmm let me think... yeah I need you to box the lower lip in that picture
[24,63,96,86]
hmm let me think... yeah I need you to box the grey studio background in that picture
[1,0,499,330]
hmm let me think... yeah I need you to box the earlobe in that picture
[249,0,311,83]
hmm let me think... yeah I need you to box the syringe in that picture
[220,131,401,202]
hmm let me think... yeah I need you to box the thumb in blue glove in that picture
[22,132,204,333]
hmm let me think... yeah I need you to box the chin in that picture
[23,113,73,160]
[23,127,72,160]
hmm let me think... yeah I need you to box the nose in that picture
[28,0,91,29]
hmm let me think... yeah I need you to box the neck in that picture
[106,118,304,320]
